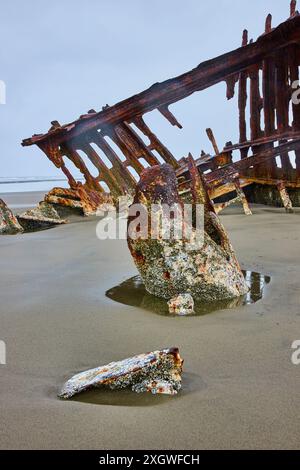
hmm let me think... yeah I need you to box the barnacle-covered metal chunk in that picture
[127,161,249,302]
[59,347,183,399]
[17,201,67,231]
[0,198,23,235]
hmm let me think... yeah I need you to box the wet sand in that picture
[0,198,300,449]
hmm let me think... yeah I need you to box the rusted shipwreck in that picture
[22,1,300,214]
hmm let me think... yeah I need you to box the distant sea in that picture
[0,176,83,193]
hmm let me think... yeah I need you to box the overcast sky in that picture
[0,0,291,177]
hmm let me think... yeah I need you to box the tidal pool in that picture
[106,270,271,317]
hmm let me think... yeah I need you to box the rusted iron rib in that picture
[206,138,300,186]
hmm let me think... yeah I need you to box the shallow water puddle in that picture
[106,271,271,317]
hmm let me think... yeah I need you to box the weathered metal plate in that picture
[59,348,183,399]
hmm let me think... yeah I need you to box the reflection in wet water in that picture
[106,271,271,317]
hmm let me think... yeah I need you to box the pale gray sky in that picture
[0,0,290,177]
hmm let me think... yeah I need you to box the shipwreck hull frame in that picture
[22,1,300,209]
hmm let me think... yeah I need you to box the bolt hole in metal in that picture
[106,271,271,317]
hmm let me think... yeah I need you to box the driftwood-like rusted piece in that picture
[21,1,300,210]
[44,186,113,216]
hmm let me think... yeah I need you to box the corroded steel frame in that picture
[22,1,300,199]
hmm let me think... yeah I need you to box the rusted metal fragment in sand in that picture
[127,161,248,302]
[0,198,23,234]
[44,186,113,216]
[59,348,183,398]
[17,202,67,231]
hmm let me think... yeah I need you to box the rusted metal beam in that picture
[222,129,300,152]
[61,143,103,192]
[38,141,78,189]
[89,131,136,192]
[234,178,252,215]
[243,176,300,188]
[289,43,300,181]
[291,0,298,17]
[277,180,294,212]
[238,30,249,160]
[206,138,300,186]
[104,125,145,175]
[187,153,215,214]
[133,115,179,168]
[249,65,263,142]
[158,105,183,129]
[213,179,252,215]
[262,16,277,179]
[275,50,294,177]
[206,128,220,155]
[225,73,239,100]
[78,142,123,196]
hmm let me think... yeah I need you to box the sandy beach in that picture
[0,195,300,450]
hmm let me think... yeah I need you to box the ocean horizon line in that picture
[0,176,84,184]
